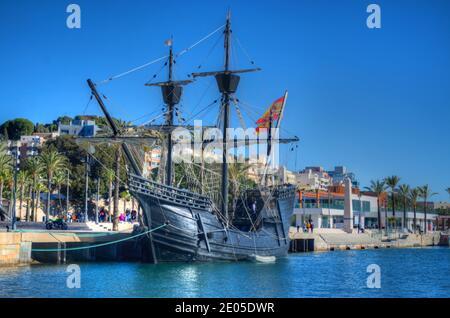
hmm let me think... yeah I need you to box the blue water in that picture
[1,247,449,297]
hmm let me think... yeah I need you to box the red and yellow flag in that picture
[256,96,285,133]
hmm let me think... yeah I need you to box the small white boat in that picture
[250,254,276,263]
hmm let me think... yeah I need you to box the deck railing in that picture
[128,174,212,210]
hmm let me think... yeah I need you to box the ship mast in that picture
[145,38,192,186]
[221,13,232,222]
[165,40,175,186]
[192,11,261,223]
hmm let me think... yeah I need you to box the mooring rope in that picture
[30,223,167,252]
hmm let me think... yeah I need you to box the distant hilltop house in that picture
[246,159,297,186]
[143,147,162,178]
[296,166,331,191]
[296,166,359,191]
[433,201,450,210]
[327,166,359,188]
[6,132,61,161]
[58,119,100,137]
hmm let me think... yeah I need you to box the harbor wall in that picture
[0,233,32,266]
[0,231,143,266]
[289,228,445,252]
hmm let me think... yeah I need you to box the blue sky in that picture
[0,0,449,200]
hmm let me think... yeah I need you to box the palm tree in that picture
[38,149,67,221]
[0,148,12,207]
[5,169,14,217]
[418,185,437,234]
[365,180,387,232]
[385,175,400,229]
[120,190,131,215]
[447,187,450,197]
[103,168,115,222]
[228,162,251,220]
[53,171,66,213]
[25,181,33,221]
[25,157,42,221]
[34,180,47,222]
[398,184,410,231]
[113,147,121,231]
[409,188,420,233]
[17,170,29,221]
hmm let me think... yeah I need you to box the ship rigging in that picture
[80,11,299,262]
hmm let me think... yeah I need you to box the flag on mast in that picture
[164,38,173,47]
[255,95,286,133]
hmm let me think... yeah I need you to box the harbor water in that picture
[1,247,449,298]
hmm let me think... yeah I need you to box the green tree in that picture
[398,184,410,230]
[34,180,46,222]
[17,170,29,221]
[53,171,66,213]
[385,175,401,229]
[113,147,122,231]
[365,180,387,232]
[418,185,437,234]
[409,188,420,232]
[120,190,131,215]
[54,116,73,125]
[228,162,252,221]
[0,145,12,206]
[38,148,67,220]
[0,118,34,140]
[25,157,42,221]
[5,169,14,216]
[103,168,115,222]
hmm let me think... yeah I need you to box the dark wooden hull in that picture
[129,175,295,262]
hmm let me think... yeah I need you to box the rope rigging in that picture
[76,17,295,247]
[98,24,225,85]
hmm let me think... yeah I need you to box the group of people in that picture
[119,209,137,223]
[63,208,138,224]
[65,211,84,223]
[297,220,315,233]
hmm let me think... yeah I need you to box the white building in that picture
[294,190,438,232]
[58,119,99,137]
[296,167,331,191]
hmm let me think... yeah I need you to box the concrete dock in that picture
[0,221,143,266]
[1,223,447,266]
[289,227,445,252]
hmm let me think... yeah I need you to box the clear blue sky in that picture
[0,0,449,200]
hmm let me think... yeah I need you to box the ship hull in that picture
[129,175,295,262]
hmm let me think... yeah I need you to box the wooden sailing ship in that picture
[85,12,299,262]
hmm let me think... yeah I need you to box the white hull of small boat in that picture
[251,254,276,263]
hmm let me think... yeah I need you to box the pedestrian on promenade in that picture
[310,221,314,233]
